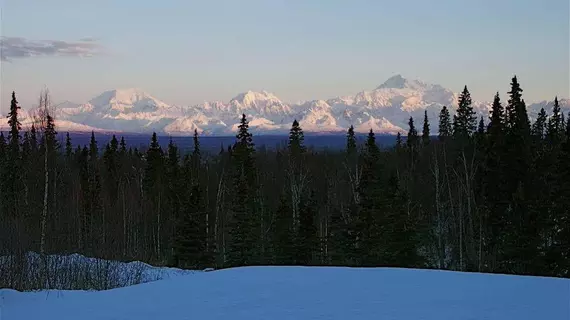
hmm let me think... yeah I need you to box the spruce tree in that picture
[228,114,259,267]
[7,91,21,152]
[566,112,570,139]
[143,132,164,195]
[65,133,73,159]
[453,86,476,138]
[364,129,379,155]
[438,106,452,141]
[422,110,430,146]
[406,116,419,150]
[288,119,307,233]
[501,76,534,274]
[505,76,530,137]
[273,193,295,265]
[103,135,119,205]
[30,124,38,153]
[4,91,23,218]
[546,97,563,143]
[174,184,210,269]
[477,116,485,135]
[488,92,505,138]
[346,125,357,154]
[532,108,547,140]
[288,119,306,158]
[395,132,402,149]
[483,92,509,273]
[89,131,98,160]
[192,129,201,161]
[0,133,6,212]
[296,189,318,265]
[562,113,567,137]
[119,137,127,154]
[357,129,381,265]
[475,116,486,144]
[505,77,521,130]
[0,133,4,157]
[377,173,422,267]
[166,137,181,218]
[21,132,31,164]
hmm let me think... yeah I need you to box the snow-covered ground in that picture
[2,265,568,320]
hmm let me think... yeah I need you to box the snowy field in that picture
[1,265,569,320]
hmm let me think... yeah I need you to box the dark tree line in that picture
[1,76,569,280]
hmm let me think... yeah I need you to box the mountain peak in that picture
[89,88,154,105]
[231,90,280,103]
[86,87,172,115]
[376,75,429,91]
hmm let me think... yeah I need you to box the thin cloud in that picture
[0,36,104,61]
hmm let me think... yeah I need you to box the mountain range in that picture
[3,75,569,136]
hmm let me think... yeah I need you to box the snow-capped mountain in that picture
[6,75,569,136]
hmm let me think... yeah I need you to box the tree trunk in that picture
[40,142,49,254]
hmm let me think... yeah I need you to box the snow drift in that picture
[2,265,568,320]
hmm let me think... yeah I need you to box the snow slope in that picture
[2,266,568,320]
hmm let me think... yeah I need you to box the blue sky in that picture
[1,0,568,111]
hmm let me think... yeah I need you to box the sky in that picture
[1,0,569,112]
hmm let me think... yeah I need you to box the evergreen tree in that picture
[475,116,486,144]
[562,113,566,138]
[396,132,403,149]
[0,133,6,211]
[477,116,486,135]
[0,133,5,158]
[346,125,357,154]
[546,97,563,143]
[166,137,180,210]
[566,112,570,139]
[143,132,164,194]
[166,138,179,173]
[453,86,476,138]
[377,173,422,267]
[532,108,547,139]
[296,189,318,265]
[482,92,508,273]
[488,92,505,137]
[505,76,531,137]
[89,131,98,161]
[65,133,73,159]
[501,76,534,274]
[364,129,379,156]
[4,91,23,218]
[228,114,259,267]
[288,119,306,158]
[119,136,127,154]
[21,132,31,164]
[422,110,430,146]
[438,106,452,141]
[406,117,419,150]
[273,193,295,265]
[30,125,38,153]
[357,129,381,265]
[192,129,201,161]
[7,91,21,152]
[173,184,211,269]
[142,132,165,258]
[103,135,119,205]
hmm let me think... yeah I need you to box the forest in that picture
[0,76,569,291]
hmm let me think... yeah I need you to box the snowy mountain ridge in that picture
[5,75,569,136]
